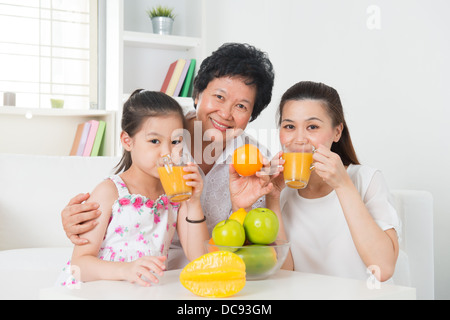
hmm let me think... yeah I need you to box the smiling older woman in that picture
[60,43,276,269]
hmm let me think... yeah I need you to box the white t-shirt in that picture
[281,164,400,281]
[168,111,271,269]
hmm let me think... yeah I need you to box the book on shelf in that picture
[70,120,106,157]
[82,120,99,156]
[165,59,187,96]
[180,59,196,97]
[160,60,177,93]
[160,58,197,98]
[173,59,191,97]
[76,121,91,156]
[69,123,85,156]
[90,120,106,157]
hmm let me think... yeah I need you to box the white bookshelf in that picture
[0,106,112,118]
[107,0,204,154]
[0,0,203,157]
[0,107,116,156]
[123,31,201,51]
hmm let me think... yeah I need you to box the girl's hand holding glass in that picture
[183,162,203,201]
[157,144,194,202]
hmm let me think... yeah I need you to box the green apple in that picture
[235,245,277,276]
[212,219,246,247]
[243,208,279,245]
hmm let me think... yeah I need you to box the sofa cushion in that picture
[0,154,120,250]
[0,247,73,299]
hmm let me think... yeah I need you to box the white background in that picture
[204,0,450,299]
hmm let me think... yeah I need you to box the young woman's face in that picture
[194,76,256,143]
[122,113,184,178]
[279,99,342,149]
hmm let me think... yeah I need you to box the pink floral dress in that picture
[58,175,179,287]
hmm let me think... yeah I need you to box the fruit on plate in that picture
[232,144,263,176]
[229,208,247,225]
[212,219,246,247]
[243,208,279,245]
[235,245,277,275]
[179,251,246,298]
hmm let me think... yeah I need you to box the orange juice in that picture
[282,152,314,189]
[157,166,192,202]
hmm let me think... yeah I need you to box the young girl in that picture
[264,81,400,282]
[60,90,208,287]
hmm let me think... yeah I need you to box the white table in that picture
[40,269,416,300]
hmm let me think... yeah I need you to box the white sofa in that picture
[0,154,120,299]
[0,154,434,299]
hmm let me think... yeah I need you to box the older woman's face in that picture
[195,76,256,143]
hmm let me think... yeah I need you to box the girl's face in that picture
[279,99,343,150]
[194,76,256,143]
[121,113,184,178]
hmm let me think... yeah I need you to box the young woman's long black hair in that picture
[114,89,186,174]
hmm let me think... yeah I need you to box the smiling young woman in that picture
[267,81,400,282]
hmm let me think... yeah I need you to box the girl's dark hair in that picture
[114,89,185,174]
[193,42,275,122]
[277,81,360,166]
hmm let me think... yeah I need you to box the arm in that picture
[70,180,166,286]
[313,145,399,281]
[71,180,122,281]
[229,151,294,270]
[61,193,101,245]
[176,163,209,261]
[263,152,294,270]
[265,194,294,271]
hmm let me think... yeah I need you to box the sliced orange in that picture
[180,251,246,298]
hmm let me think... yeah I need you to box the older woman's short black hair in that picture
[193,43,275,122]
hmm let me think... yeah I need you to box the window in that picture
[0,0,97,109]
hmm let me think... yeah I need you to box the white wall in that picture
[205,0,450,299]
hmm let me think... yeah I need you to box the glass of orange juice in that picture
[282,144,315,189]
[157,147,192,202]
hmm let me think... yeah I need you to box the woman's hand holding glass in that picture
[256,151,285,200]
[312,144,350,190]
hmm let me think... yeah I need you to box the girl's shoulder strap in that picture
[108,174,130,198]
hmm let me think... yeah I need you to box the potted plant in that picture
[147,5,176,35]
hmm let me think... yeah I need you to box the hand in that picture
[312,144,351,190]
[61,193,101,245]
[260,151,285,200]
[124,256,167,287]
[229,156,277,211]
[183,162,203,202]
